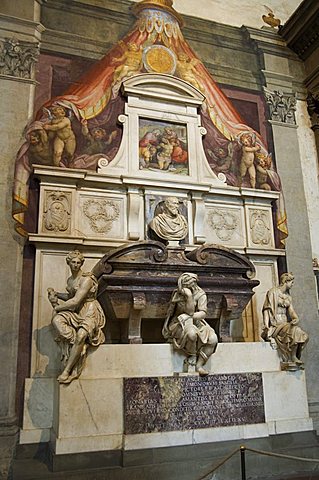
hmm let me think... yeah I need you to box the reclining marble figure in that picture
[163,272,218,375]
[48,250,105,384]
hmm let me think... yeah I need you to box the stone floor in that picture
[10,431,319,480]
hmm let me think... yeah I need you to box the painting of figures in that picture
[139,118,188,175]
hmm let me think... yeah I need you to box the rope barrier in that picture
[195,444,319,480]
[245,446,319,463]
[196,448,240,480]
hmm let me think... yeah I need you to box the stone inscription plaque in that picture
[124,373,264,434]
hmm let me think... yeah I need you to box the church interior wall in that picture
[130,0,304,29]
[1,0,319,478]
[9,0,319,421]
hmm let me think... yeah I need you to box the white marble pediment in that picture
[122,73,205,106]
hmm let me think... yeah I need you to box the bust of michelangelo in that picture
[148,196,188,242]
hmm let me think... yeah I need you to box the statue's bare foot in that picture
[196,366,209,376]
[291,355,303,365]
[57,371,70,384]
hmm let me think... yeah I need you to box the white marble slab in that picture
[82,342,281,379]
[19,343,313,454]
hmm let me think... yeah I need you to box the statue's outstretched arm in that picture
[54,277,92,313]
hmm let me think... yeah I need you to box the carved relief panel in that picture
[41,190,72,235]
[204,205,245,247]
[247,208,274,248]
[78,194,125,239]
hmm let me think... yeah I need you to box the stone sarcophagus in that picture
[92,241,259,344]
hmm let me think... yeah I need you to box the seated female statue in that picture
[48,250,105,384]
[163,272,218,376]
[262,272,308,366]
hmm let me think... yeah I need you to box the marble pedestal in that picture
[20,343,313,455]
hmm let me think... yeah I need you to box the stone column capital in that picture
[263,87,297,125]
[307,93,319,131]
[0,37,40,80]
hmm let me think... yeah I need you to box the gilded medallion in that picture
[143,45,176,74]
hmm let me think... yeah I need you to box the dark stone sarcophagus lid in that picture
[92,241,259,344]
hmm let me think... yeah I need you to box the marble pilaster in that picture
[270,112,319,426]
[244,25,319,430]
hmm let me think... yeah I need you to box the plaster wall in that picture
[129,0,303,29]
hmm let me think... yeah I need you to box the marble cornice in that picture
[279,0,319,61]
[0,13,45,41]
[242,26,300,61]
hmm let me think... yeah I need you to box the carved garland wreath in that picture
[209,208,239,241]
[83,199,120,234]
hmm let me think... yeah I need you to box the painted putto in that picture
[13,0,287,244]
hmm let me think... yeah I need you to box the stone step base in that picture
[13,431,319,480]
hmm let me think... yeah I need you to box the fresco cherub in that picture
[238,132,261,188]
[255,153,272,191]
[81,119,117,155]
[43,105,76,166]
[176,54,203,92]
[111,42,143,89]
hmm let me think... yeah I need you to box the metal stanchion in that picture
[240,446,246,480]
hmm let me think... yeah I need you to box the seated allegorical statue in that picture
[148,196,188,242]
[48,250,105,384]
[162,272,218,376]
[261,272,308,368]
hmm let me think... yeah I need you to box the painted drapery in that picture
[12,0,287,244]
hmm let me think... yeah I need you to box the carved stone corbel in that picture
[127,187,142,240]
[192,193,206,244]
[128,293,146,344]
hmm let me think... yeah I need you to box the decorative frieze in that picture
[0,38,39,79]
[264,88,296,125]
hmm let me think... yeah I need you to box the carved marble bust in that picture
[148,196,188,241]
